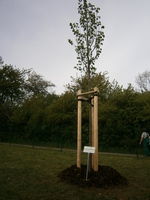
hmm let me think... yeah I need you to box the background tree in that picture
[68,0,105,170]
[0,64,27,105]
[0,56,4,67]
[135,70,150,92]
[0,57,56,142]
[65,72,111,102]
[25,71,55,97]
[0,60,28,138]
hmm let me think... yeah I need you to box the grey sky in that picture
[0,0,150,94]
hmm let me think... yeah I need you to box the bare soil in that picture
[58,164,128,188]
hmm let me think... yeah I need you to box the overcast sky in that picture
[1,0,150,94]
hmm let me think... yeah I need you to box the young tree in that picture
[68,0,105,170]
[69,0,105,80]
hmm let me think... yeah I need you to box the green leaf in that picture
[68,39,73,45]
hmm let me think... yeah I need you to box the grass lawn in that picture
[0,143,150,200]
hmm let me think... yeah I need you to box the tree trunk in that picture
[89,99,92,171]
[88,65,92,172]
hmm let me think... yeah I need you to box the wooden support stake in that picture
[91,98,94,169]
[79,96,89,101]
[77,89,82,168]
[94,87,98,171]
[77,90,99,97]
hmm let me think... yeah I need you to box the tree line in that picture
[0,56,150,152]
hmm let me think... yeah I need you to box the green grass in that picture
[0,143,150,200]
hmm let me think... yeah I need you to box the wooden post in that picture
[94,87,98,171]
[77,89,82,168]
[91,97,94,169]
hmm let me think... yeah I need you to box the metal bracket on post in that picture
[83,146,95,181]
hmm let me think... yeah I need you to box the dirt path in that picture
[0,142,143,157]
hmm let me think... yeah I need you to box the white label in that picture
[83,146,95,154]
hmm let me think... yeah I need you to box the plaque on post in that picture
[83,146,95,181]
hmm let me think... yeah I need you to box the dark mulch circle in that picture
[58,164,128,188]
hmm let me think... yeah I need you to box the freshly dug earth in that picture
[58,164,128,188]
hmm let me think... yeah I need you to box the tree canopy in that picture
[68,0,105,85]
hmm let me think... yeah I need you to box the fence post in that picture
[135,126,139,159]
